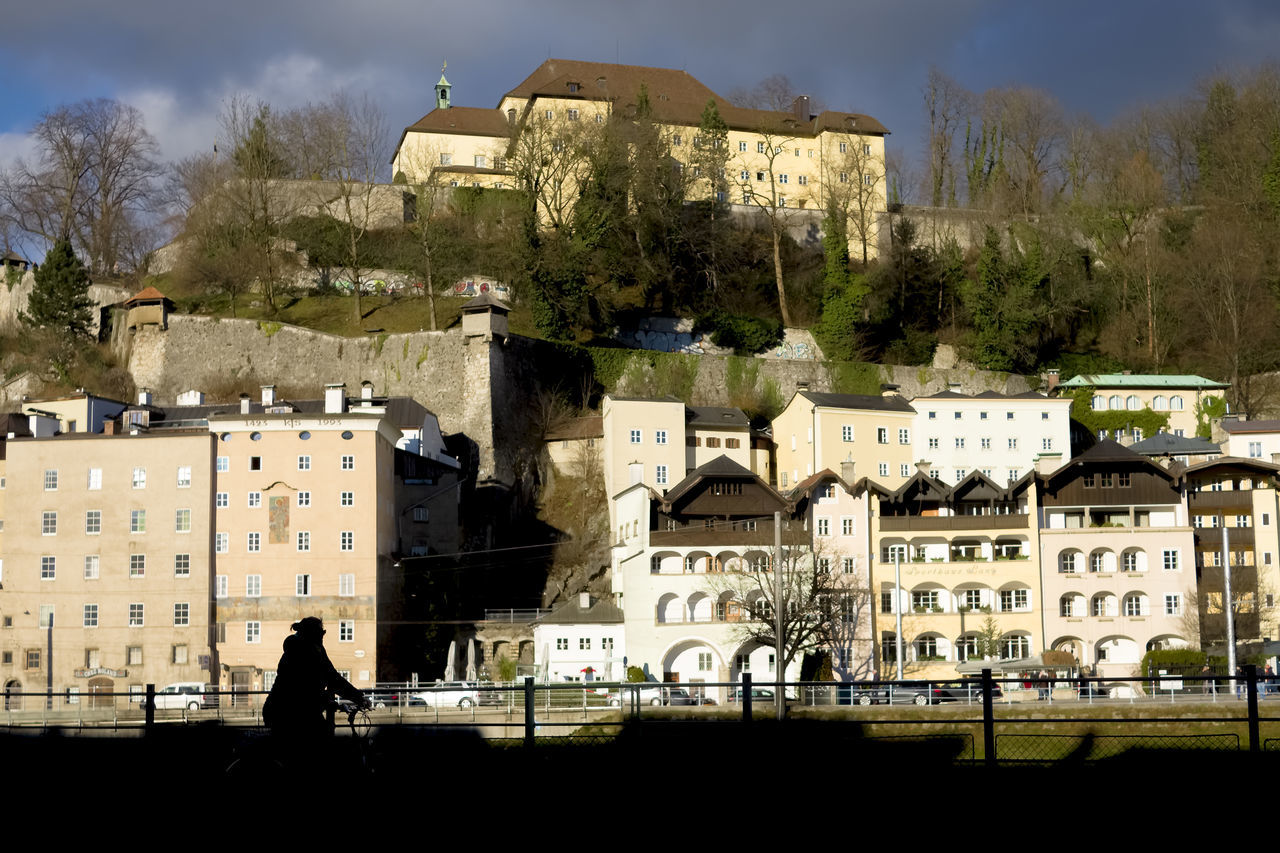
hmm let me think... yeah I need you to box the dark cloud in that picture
[2,0,1279,171]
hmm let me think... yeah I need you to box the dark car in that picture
[728,686,777,704]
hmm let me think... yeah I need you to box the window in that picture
[130,510,145,533]
[216,492,228,509]
[1001,636,1030,659]
[339,574,355,597]
[841,517,854,536]
[981,438,991,450]
[1165,594,1181,616]
[215,533,228,554]
[87,468,102,490]
[243,574,261,597]
[44,469,58,490]
[696,651,712,671]
[1042,438,1053,451]
[341,455,354,471]
[247,532,260,552]
[842,425,853,442]
[1008,438,1017,450]
[129,603,144,626]
[912,590,939,610]
[1171,396,1184,411]
[876,428,888,444]
[954,412,962,420]
[297,531,310,552]
[176,466,191,488]
[127,647,142,666]
[175,509,191,533]
[173,603,190,627]
[798,175,808,185]
[655,465,668,486]
[1162,550,1180,571]
[779,174,788,184]
[297,455,311,471]
[817,518,830,536]
[928,438,939,449]
[215,575,228,598]
[900,463,911,477]
[340,491,354,507]
[246,622,261,643]
[757,141,766,153]
[955,437,965,449]
[129,554,145,578]
[295,574,311,597]
[1122,551,1139,573]
[898,428,910,445]
[247,492,261,508]
[172,645,188,665]
[1124,595,1149,617]
[84,555,99,579]
[839,141,848,153]
[174,554,190,577]
[1250,442,1263,459]
[578,637,593,651]
[216,456,229,473]
[83,604,98,628]
[297,491,311,508]
[41,511,56,535]
[879,463,889,477]
[339,620,354,642]
[655,430,668,446]
[132,468,146,489]
[341,531,354,551]
[40,556,55,580]
[999,589,1029,612]
[1059,551,1079,574]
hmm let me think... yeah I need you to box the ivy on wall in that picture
[1068,387,1170,437]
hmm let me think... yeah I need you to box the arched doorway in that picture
[87,676,114,709]
[3,679,21,711]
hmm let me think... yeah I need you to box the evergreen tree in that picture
[23,238,94,338]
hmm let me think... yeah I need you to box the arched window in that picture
[1092,395,1106,411]
[1123,593,1149,617]
[1153,395,1168,411]
[1171,396,1184,411]
[1059,551,1080,574]
[1109,395,1123,410]
[1001,634,1030,659]
[1126,395,1140,411]
[915,636,938,660]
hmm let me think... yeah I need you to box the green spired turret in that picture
[435,62,451,110]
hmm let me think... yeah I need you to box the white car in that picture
[411,681,479,709]
[607,685,666,707]
[152,682,214,711]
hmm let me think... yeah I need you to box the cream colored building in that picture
[0,429,216,708]
[772,390,917,491]
[871,469,1042,681]
[1058,374,1230,441]
[19,391,129,435]
[392,60,889,256]
[601,395,755,527]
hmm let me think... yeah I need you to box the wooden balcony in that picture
[879,514,1029,532]
[1188,490,1255,509]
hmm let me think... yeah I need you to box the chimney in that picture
[578,592,592,610]
[324,383,347,414]
[1035,454,1062,476]
[1046,369,1060,393]
[176,389,205,406]
[628,461,644,485]
[915,461,932,477]
[239,394,251,415]
[261,385,276,408]
[138,388,152,406]
[840,459,856,484]
[361,380,374,403]
[792,94,811,121]
[1271,453,1280,466]
[103,419,117,435]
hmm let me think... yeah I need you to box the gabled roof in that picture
[886,467,953,502]
[660,454,787,510]
[915,389,1060,401]
[535,595,624,626]
[1182,456,1280,476]
[461,291,509,312]
[790,390,916,414]
[1059,373,1229,390]
[788,468,877,503]
[1128,432,1220,457]
[1040,439,1178,482]
[125,286,172,305]
[951,469,1007,501]
[402,106,513,139]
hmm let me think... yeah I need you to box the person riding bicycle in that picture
[263,617,367,745]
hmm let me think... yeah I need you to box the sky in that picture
[2,0,1279,187]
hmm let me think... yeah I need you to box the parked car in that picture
[410,681,480,709]
[607,685,665,707]
[728,686,777,704]
[152,682,216,711]
[363,689,402,709]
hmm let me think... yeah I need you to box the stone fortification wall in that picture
[0,270,132,335]
[123,316,1034,487]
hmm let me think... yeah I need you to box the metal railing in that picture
[4,666,1280,763]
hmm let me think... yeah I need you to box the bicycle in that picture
[224,699,373,778]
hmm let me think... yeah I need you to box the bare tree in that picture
[705,542,873,683]
[507,108,599,231]
[923,67,968,208]
[984,86,1066,215]
[0,98,162,276]
[822,134,885,265]
[733,128,805,326]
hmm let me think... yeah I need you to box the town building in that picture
[1057,373,1230,441]
[532,592,626,684]
[1037,441,1195,677]
[0,426,217,708]
[1219,417,1280,464]
[910,389,1072,486]
[870,467,1042,680]
[771,389,916,491]
[1181,457,1280,652]
[1128,431,1221,466]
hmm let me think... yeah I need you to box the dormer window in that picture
[567,82,580,93]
